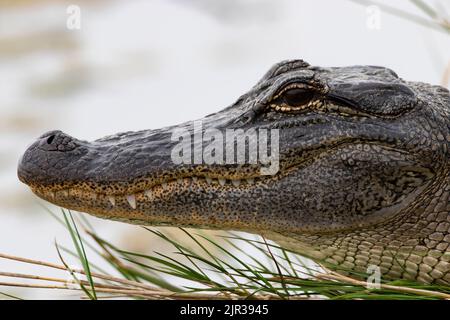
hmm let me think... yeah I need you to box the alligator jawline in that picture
[30,139,409,210]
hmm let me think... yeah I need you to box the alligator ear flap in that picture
[328,81,417,116]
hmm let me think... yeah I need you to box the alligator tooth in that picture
[144,190,152,199]
[205,177,212,184]
[49,191,55,199]
[126,195,137,209]
[177,179,183,184]
[162,182,168,190]
[218,178,226,186]
[108,196,116,207]
[246,178,255,185]
[92,193,98,201]
[192,177,198,182]
[232,179,241,187]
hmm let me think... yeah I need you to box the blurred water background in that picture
[0,0,449,298]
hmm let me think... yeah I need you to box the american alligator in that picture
[18,60,450,285]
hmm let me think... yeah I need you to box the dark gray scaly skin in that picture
[18,60,450,284]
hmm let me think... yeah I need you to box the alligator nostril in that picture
[36,131,78,152]
[46,135,55,145]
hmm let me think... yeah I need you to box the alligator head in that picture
[18,60,450,283]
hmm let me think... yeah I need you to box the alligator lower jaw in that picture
[29,175,264,211]
[28,174,279,230]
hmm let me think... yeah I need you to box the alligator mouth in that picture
[30,174,263,210]
[25,136,402,212]
[27,167,296,228]
[25,131,348,211]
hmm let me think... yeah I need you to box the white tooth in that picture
[177,179,183,184]
[205,177,212,184]
[232,179,241,187]
[218,178,226,186]
[62,190,69,197]
[192,177,198,182]
[108,196,116,206]
[246,178,255,185]
[144,190,152,199]
[126,195,137,209]
[49,191,55,199]
[162,182,168,190]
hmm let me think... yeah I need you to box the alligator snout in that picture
[18,130,84,188]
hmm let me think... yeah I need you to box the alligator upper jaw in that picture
[18,122,329,231]
[17,115,402,203]
[16,105,264,194]
[16,118,282,219]
[18,128,352,202]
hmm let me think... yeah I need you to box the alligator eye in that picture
[270,84,317,112]
[282,88,315,107]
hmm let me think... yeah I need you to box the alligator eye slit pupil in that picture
[46,135,55,144]
[282,88,314,107]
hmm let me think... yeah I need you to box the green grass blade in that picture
[54,241,94,299]
[61,210,97,299]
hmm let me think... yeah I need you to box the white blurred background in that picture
[0,0,449,299]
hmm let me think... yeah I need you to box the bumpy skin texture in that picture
[18,60,450,284]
